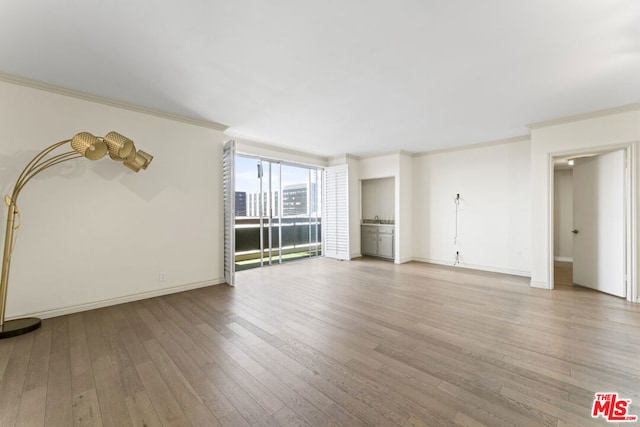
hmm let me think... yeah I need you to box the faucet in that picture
[374,215,379,223]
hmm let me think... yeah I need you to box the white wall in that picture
[398,153,413,263]
[361,177,394,221]
[530,107,640,302]
[0,80,225,319]
[554,169,573,261]
[412,139,531,276]
[359,154,398,180]
[346,156,361,259]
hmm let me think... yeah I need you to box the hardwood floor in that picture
[554,262,574,288]
[1,257,639,426]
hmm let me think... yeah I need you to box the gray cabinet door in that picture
[362,229,378,255]
[378,233,394,259]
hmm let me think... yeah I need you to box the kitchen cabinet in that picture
[361,225,394,260]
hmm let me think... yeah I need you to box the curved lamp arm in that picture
[0,131,153,335]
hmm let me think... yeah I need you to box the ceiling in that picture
[0,1,638,157]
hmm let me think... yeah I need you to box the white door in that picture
[572,149,626,297]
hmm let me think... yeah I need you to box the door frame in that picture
[548,141,638,302]
[238,155,281,267]
[233,152,323,269]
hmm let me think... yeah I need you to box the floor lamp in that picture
[0,131,153,339]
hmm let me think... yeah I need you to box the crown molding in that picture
[413,134,530,157]
[528,103,640,130]
[357,149,416,160]
[328,154,348,164]
[233,137,329,165]
[0,71,228,131]
[329,153,361,164]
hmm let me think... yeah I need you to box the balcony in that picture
[235,217,322,270]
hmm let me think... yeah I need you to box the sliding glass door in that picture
[234,155,322,271]
[280,164,322,262]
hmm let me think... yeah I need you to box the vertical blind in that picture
[323,164,350,260]
[223,140,235,286]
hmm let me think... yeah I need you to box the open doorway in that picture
[552,163,574,288]
[551,146,634,299]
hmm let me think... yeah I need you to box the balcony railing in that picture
[235,217,322,269]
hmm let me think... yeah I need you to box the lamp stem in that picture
[15,152,80,197]
[0,202,17,327]
[14,140,70,201]
[0,140,74,328]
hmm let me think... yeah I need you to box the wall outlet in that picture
[159,272,166,282]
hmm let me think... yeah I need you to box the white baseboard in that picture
[554,256,573,262]
[9,278,225,321]
[412,257,531,277]
[350,252,362,260]
[396,256,414,264]
[530,280,551,289]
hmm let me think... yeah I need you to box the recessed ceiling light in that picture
[568,159,574,166]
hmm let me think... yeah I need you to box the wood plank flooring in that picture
[1,257,640,426]
[554,262,574,288]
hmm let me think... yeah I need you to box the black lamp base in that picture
[0,317,41,339]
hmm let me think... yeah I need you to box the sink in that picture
[362,219,394,225]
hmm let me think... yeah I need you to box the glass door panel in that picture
[233,156,263,271]
[263,160,280,266]
[310,168,322,256]
[281,164,315,263]
[234,155,322,271]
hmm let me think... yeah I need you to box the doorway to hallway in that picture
[553,261,573,288]
[552,147,632,299]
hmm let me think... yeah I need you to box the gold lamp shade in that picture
[137,150,153,170]
[124,150,153,172]
[104,131,135,160]
[70,132,107,160]
[108,145,137,162]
